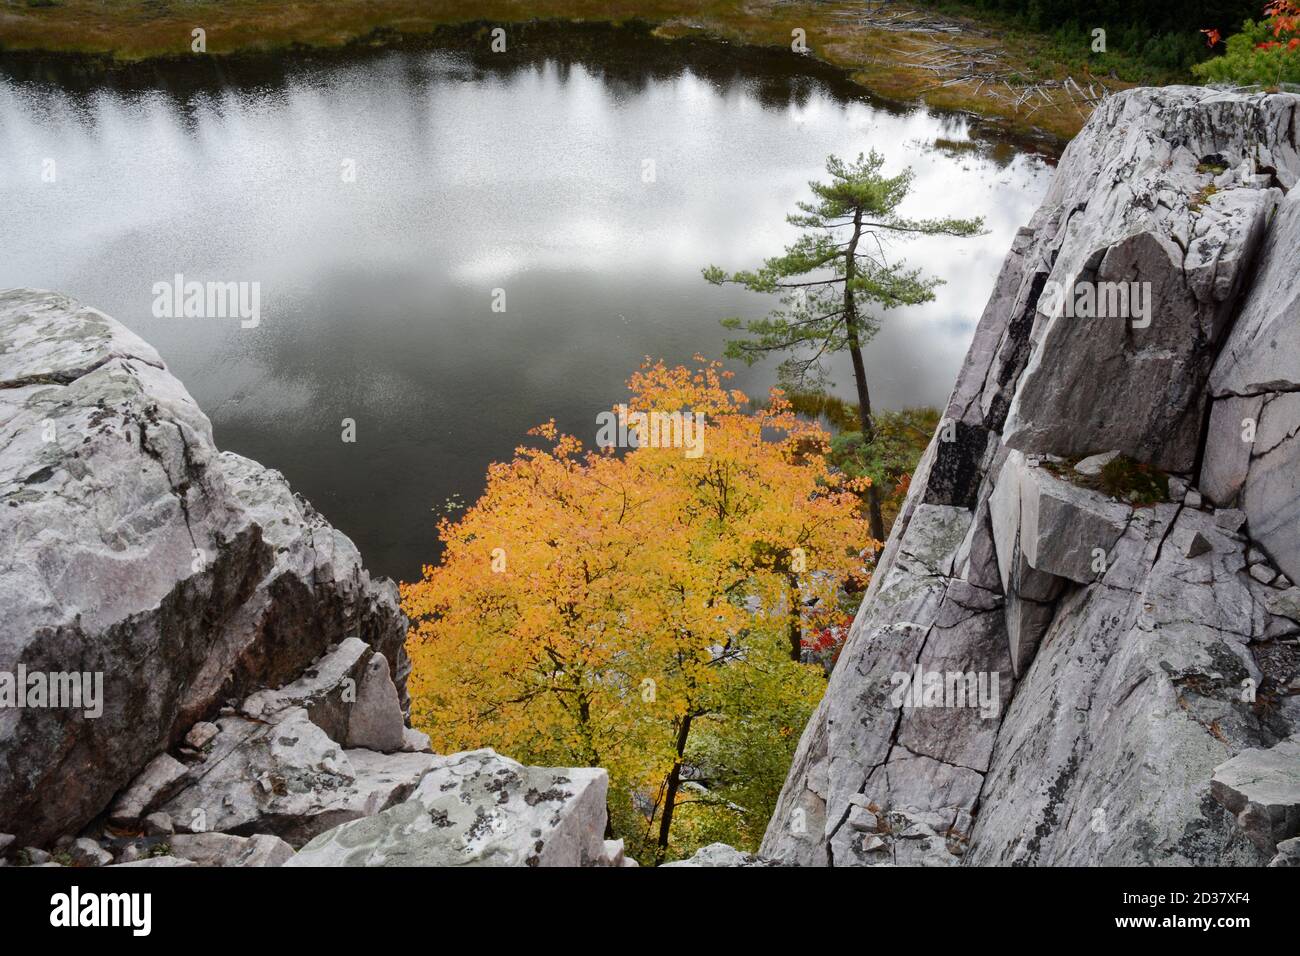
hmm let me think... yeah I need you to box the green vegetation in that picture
[705,151,983,541]
[923,0,1258,77]
[1190,183,1220,211]
[1043,453,1170,505]
[783,392,940,534]
[1194,4,1300,86]
[0,0,1139,142]
[1096,456,1170,505]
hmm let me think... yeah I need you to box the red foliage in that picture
[1257,1,1300,51]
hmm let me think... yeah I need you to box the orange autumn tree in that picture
[402,359,874,861]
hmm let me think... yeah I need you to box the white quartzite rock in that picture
[68,837,113,867]
[157,707,436,847]
[661,843,773,867]
[241,637,405,752]
[1211,736,1300,853]
[762,87,1300,868]
[166,832,295,867]
[1205,190,1300,583]
[1270,837,1300,866]
[0,289,410,846]
[286,749,610,867]
[108,753,188,827]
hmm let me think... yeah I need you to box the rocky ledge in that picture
[0,289,626,867]
[755,85,1300,867]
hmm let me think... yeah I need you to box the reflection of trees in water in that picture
[1,21,879,109]
[0,20,1053,157]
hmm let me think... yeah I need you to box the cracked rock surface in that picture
[761,87,1300,867]
[285,749,617,867]
[0,289,411,845]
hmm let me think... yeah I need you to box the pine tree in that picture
[704,151,985,541]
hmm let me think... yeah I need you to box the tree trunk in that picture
[787,572,803,662]
[843,207,887,544]
[655,712,694,864]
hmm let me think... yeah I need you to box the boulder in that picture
[1267,588,1300,624]
[0,289,410,846]
[107,753,188,827]
[1211,736,1300,853]
[400,727,433,754]
[345,652,405,752]
[167,832,294,867]
[241,638,405,752]
[285,749,609,867]
[157,707,436,847]
[184,722,220,751]
[142,812,174,836]
[994,453,1132,588]
[986,452,1132,674]
[1074,450,1120,477]
[1269,837,1300,867]
[68,837,112,867]
[595,839,636,867]
[661,843,773,867]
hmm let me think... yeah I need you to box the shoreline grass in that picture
[0,0,1151,143]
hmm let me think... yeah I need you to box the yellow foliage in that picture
[402,358,875,857]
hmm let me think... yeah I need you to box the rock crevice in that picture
[761,87,1300,867]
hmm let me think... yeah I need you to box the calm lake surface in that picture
[0,29,1054,581]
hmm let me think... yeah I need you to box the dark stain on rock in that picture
[525,787,570,806]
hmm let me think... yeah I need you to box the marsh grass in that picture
[0,0,1131,141]
[1042,454,1170,506]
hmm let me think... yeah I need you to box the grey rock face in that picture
[1205,191,1300,583]
[1001,90,1286,473]
[112,856,198,868]
[0,289,410,846]
[969,508,1287,866]
[763,87,1300,867]
[285,749,611,867]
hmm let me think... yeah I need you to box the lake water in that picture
[0,28,1055,581]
